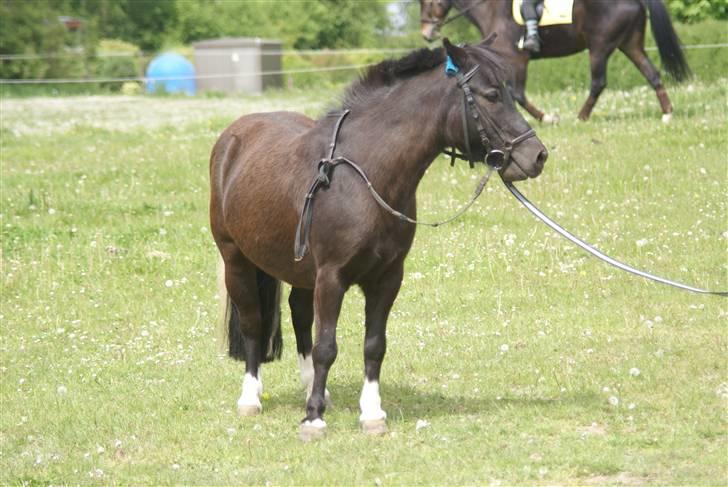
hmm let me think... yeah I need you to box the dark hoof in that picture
[361,419,388,436]
[299,420,327,442]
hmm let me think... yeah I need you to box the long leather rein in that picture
[290,58,727,297]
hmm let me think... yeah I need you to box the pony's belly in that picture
[232,214,317,289]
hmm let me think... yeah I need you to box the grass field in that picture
[1,77,726,485]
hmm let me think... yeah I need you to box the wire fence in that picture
[1,43,725,86]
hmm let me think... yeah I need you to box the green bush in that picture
[93,39,141,83]
[669,0,728,23]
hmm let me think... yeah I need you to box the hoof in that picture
[237,404,262,416]
[542,113,560,124]
[361,418,388,436]
[662,113,672,124]
[299,419,327,442]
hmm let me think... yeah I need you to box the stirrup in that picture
[523,34,540,53]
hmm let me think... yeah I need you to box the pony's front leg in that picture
[299,269,346,441]
[358,264,403,435]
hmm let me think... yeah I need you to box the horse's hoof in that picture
[542,113,560,124]
[299,419,327,442]
[237,404,262,416]
[361,418,388,436]
[662,113,672,124]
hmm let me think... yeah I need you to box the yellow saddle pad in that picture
[512,0,574,26]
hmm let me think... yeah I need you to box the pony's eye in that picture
[484,89,500,102]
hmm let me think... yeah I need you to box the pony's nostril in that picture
[537,149,548,166]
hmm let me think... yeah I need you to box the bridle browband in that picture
[293,55,532,261]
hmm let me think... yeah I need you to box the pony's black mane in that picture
[336,44,505,112]
[339,47,445,111]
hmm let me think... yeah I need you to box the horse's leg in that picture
[358,263,403,435]
[299,269,346,440]
[289,287,331,405]
[221,244,265,416]
[577,46,615,121]
[620,45,673,123]
[509,59,558,124]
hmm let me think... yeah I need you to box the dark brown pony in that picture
[210,39,547,439]
[420,0,691,122]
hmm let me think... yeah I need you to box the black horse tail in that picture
[645,0,691,81]
[218,258,283,362]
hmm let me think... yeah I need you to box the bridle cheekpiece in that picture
[444,53,536,172]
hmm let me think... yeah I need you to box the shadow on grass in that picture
[264,380,602,420]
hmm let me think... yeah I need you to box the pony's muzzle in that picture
[421,23,439,41]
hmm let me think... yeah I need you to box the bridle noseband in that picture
[447,61,536,172]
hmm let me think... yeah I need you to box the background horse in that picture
[210,39,547,439]
[420,0,691,122]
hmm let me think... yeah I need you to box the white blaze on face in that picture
[237,372,262,411]
[359,379,386,422]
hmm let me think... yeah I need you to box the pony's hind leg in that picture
[289,287,331,405]
[358,263,404,435]
[620,45,673,123]
[219,245,282,416]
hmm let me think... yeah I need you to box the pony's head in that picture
[420,0,454,41]
[443,37,548,182]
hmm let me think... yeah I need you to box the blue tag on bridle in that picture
[445,55,459,76]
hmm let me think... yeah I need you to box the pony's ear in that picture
[443,37,469,69]
[479,32,497,47]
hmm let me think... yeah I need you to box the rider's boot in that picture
[523,20,541,53]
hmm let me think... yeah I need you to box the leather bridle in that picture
[447,63,536,172]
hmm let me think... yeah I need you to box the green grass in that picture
[1,78,726,485]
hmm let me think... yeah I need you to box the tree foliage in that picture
[668,0,728,23]
[1,0,726,81]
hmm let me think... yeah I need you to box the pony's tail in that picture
[217,257,283,362]
[646,0,691,82]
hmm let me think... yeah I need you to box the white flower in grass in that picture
[499,344,509,353]
[57,385,67,395]
[164,280,174,288]
[415,419,430,432]
[608,396,619,407]
[635,238,649,248]
[629,367,641,377]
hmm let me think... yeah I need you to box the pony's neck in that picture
[335,69,453,207]
[455,0,498,36]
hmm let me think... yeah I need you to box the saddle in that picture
[512,0,574,26]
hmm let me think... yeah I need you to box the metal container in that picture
[192,38,282,95]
